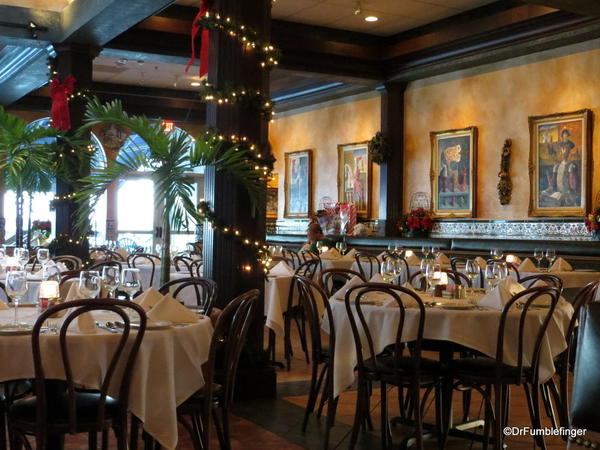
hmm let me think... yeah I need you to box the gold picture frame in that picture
[430,127,477,218]
[528,109,592,217]
[337,141,371,219]
[284,150,312,218]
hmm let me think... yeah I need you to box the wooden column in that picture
[378,82,407,236]
[53,44,99,257]
[202,0,274,398]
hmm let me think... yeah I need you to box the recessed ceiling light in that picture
[191,81,201,87]
[364,15,378,22]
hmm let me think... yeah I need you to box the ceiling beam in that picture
[520,0,600,16]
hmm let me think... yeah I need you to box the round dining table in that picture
[0,307,213,449]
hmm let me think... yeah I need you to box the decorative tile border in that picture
[432,219,591,241]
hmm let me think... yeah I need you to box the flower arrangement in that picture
[368,131,390,164]
[31,220,52,238]
[585,208,600,239]
[397,208,434,235]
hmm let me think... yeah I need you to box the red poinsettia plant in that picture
[397,208,434,232]
[585,207,600,231]
[31,220,52,238]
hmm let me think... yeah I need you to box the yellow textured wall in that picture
[269,94,381,219]
[404,39,600,219]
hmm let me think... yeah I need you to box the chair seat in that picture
[9,392,119,429]
[364,354,440,383]
[449,357,530,383]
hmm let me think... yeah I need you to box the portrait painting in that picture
[337,142,371,218]
[529,110,592,216]
[430,127,477,218]
[284,150,312,218]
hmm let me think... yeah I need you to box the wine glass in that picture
[431,247,441,260]
[79,271,101,298]
[316,241,323,254]
[465,259,479,292]
[42,265,61,282]
[490,248,503,261]
[485,263,500,291]
[496,262,509,281]
[0,245,6,268]
[37,248,50,269]
[120,268,141,301]
[545,249,556,269]
[380,259,396,284]
[101,266,120,298]
[533,248,544,269]
[424,261,435,293]
[421,245,431,260]
[6,270,27,326]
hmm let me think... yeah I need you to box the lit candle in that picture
[437,272,449,286]
[5,256,17,269]
[506,254,517,264]
[39,280,60,310]
[405,250,414,257]
[320,246,329,254]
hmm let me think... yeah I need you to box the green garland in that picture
[197,82,273,114]
[368,131,391,164]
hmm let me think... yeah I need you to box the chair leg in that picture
[380,381,389,450]
[434,384,445,450]
[315,364,329,419]
[540,383,558,429]
[349,376,366,449]
[530,384,547,450]
[89,431,98,450]
[302,361,322,431]
[0,398,6,450]
[284,315,292,371]
[493,383,504,450]
[461,388,472,422]
[324,395,338,450]
[482,385,492,450]
[546,377,567,430]
[130,415,140,450]
[294,315,310,366]
[411,379,424,450]
[102,429,109,450]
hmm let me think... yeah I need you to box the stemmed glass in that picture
[490,248,504,261]
[316,241,323,254]
[6,270,27,326]
[79,271,101,298]
[101,266,120,298]
[485,263,500,291]
[424,261,435,293]
[37,249,50,270]
[380,259,396,284]
[533,248,544,269]
[335,241,347,255]
[431,247,441,260]
[496,262,509,281]
[465,259,479,293]
[545,249,556,270]
[14,248,29,270]
[120,268,141,301]
[0,245,6,269]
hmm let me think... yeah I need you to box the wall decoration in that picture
[284,150,312,218]
[497,139,513,205]
[266,173,278,219]
[368,131,390,164]
[430,127,477,218]
[528,109,592,217]
[338,142,371,218]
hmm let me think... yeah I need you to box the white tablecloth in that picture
[324,295,573,397]
[264,275,293,336]
[0,308,213,449]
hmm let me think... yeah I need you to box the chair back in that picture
[128,253,160,288]
[31,299,146,441]
[519,274,563,291]
[282,248,301,269]
[443,269,472,287]
[451,257,485,288]
[407,270,427,291]
[496,286,561,383]
[159,277,217,315]
[354,253,381,280]
[59,270,82,286]
[54,255,83,271]
[173,256,193,277]
[344,283,427,375]
[190,259,203,277]
[319,268,365,297]
[88,260,123,273]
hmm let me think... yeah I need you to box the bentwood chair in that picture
[284,259,320,370]
[159,277,217,316]
[354,253,381,280]
[53,255,83,271]
[451,257,485,288]
[176,289,259,450]
[173,255,194,276]
[519,274,563,291]
[282,248,302,269]
[443,269,472,287]
[295,276,337,449]
[344,283,442,450]
[300,250,322,271]
[319,268,365,297]
[7,299,146,450]
[443,286,561,449]
[128,253,161,289]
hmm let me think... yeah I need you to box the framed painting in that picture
[337,142,371,218]
[430,127,477,218]
[266,173,278,219]
[528,109,592,217]
[284,150,312,218]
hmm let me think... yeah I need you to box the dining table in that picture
[0,307,213,449]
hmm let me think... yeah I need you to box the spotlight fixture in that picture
[364,15,378,22]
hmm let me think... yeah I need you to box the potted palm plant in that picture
[75,98,265,284]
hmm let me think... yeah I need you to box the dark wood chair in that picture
[173,256,194,277]
[408,270,428,291]
[319,268,365,297]
[282,248,301,269]
[344,282,442,449]
[451,257,485,288]
[59,270,82,287]
[443,286,561,449]
[519,273,563,291]
[176,289,259,450]
[295,276,337,449]
[159,277,217,316]
[354,253,381,280]
[53,255,83,271]
[128,253,161,289]
[7,299,146,450]
[443,269,472,287]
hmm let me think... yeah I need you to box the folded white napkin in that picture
[383,282,420,308]
[134,287,164,312]
[505,255,522,265]
[369,273,385,283]
[333,275,364,300]
[435,253,451,265]
[321,248,340,260]
[474,257,487,269]
[478,277,525,310]
[63,284,96,333]
[549,257,572,272]
[341,248,357,260]
[147,294,198,323]
[518,258,539,273]
[269,261,295,277]
[405,253,421,266]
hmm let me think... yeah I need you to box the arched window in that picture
[115,127,204,252]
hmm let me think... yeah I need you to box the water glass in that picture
[496,262,509,281]
[421,246,431,259]
[380,259,396,284]
[485,263,500,290]
[15,248,29,270]
[336,241,347,255]
[316,241,323,254]
[490,248,503,261]
[101,266,120,298]
[42,265,61,282]
[6,270,27,325]
[120,268,141,301]
[545,249,556,268]
[465,259,479,291]
[79,271,101,298]
[37,248,50,268]
[431,247,441,259]
[533,248,544,269]
[423,261,435,292]
[0,245,6,267]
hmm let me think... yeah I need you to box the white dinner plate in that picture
[440,304,476,310]
[0,324,33,335]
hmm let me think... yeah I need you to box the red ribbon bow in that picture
[185,0,211,78]
[50,75,76,131]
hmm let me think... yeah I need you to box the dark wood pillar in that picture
[53,44,99,258]
[378,82,407,236]
[202,0,274,398]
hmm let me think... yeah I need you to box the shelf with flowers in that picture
[397,208,434,238]
[585,208,600,241]
[30,220,52,246]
